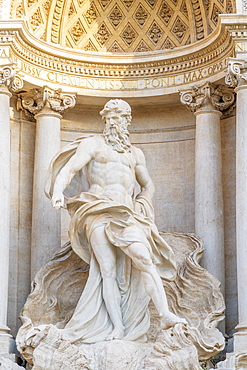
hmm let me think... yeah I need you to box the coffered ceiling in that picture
[11,0,235,52]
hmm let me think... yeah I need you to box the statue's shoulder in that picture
[131,145,145,163]
[76,134,103,148]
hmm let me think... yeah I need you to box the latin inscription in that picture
[235,43,247,52]
[0,47,10,58]
[16,59,226,91]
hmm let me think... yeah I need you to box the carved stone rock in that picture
[0,357,25,369]
[16,233,225,369]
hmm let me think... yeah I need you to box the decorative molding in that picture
[15,0,234,52]
[180,82,235,113]
[19,86,76,117]
[0,21,234,96]
[225,58,247,88]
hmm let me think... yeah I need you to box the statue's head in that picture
[100,99,132,127]
[100,99,132,153]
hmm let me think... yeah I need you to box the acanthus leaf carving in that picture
[19,86,76,117]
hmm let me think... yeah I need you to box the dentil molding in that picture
[0,19,234,97]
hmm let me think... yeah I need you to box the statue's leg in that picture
[124,242,187,329]
[90,225,124,340]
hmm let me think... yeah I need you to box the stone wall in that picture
[7,101,238,340]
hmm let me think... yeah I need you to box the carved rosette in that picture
[225,58,247,88]
[20,86,76,117]
[0,63,23,93]
[180,82,235,114]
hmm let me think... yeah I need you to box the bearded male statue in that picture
[45,99,186,344]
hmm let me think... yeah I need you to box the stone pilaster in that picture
[0,63,23,355]
[225,58,247,353]
[20,87,76,279]
[180,82,235,297]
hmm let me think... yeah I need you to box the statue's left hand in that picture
[51,194,65,210]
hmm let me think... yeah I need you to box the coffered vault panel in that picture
[11,0,235,52]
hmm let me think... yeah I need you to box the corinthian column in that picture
[0,63,23,354]
[226,58,247,352]
[180,82,235,295]
[20,87,76,279]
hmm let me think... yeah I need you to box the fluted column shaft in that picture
[180,82,235,296]
[0,86,12,352]
[20,86,76,279]
[226,59,247,351]
[195,107,225,287]
[31,110,62,278]
[0,63,23,354]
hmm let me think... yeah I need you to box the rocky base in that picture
[0,357,25,370]
[214,351,247,370]
[17,321,203,370]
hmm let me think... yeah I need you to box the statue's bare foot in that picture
[160,312,187,330]
[106,326,124,341]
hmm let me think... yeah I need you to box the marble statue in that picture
[16,99,226,369]
[46,99,186,343]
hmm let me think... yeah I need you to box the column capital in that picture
[0,62,23,94]
[180,82,235,114]
[19,86,76,119]
[225,57,247,89]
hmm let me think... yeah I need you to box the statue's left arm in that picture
[134,147,155,203]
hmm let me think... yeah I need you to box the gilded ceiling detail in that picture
[11,0,235,52]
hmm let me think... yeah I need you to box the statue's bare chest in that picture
[93,145,135,169]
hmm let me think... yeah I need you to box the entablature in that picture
[0,19,234,97]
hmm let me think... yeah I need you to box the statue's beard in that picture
[103,123,131,153]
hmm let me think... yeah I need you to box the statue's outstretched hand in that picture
[51,194,65,210]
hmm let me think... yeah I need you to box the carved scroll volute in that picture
[180,85,207,112]
[225,59,247,88]
[21,88,46,115]
[20,86,76,118]
[0,63,23,92]
[46,87,77,113]
[180,82,235,114]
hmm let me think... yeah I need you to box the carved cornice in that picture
[225,58,247,88]
[19,86,76,117]
[220,14,247,39]
[180,82,235,113]
[0,20,234,96]
[0,62,23,92]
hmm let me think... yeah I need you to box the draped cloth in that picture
[45,137,177,344]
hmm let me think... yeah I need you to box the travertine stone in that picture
[180,82,235,295]
[19,86,76,278]
[226,58,247,353]
[14,0,234,51]
[0,62,23,355]
[16,100,225,368]
[16,233,225,369]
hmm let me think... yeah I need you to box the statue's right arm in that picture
[51,137,96,209]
